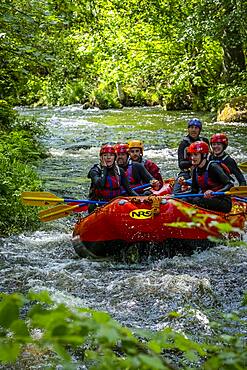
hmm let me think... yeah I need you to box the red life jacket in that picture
[196,162,225,193]
[94,172,122,200]
[126,163,142,187]
[208,154,231,175]
[143,159,163,185]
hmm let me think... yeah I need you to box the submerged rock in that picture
[217,95,247,122]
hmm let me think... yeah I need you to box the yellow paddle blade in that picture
[21,191,64,206]
[239,162,247,172]
[39,204,79,222]
[226,186,247,196]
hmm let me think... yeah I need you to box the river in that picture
[1,106,247,338]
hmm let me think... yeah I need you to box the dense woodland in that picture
[0,0,247,110]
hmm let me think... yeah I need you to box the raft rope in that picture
[130,195,162,216]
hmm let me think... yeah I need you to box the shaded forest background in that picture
[1,0,247,111]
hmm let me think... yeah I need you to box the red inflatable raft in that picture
[72,192,247,260]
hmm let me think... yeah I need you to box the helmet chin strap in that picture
[214,149,225,157]
[198,156,207,167]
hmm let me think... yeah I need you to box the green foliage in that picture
[166,199,247,247]
[0,100,18,131]
[89,83,123,109]
[0,291,246,369]
[0,154,41,235]
[205,75,247,112]
[1,0,246,110]
[0,131,46,163]
[0,104,45,235]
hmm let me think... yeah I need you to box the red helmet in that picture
[210,133,228,147]
[100,144,116,156]
[187,141,209,154]
[114,143,129,154]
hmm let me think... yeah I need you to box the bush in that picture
[0,105,46,235]
[0,155,41,235]
[0,291,246,369]
[204,73,247,112]
[0,100,18,131]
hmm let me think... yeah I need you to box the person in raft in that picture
[128,139,163,188]
[173,118,209,194]
[87,144,138,212]
[209,133,246,186]
[179,141,233,213]
[114,143,160,193]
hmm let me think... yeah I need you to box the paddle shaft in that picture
[22,183,151,207]
[62,183,151,203]
[38,183,152,221]
[50,183,151,205]
[234,196,247,203]
[173,191,230,199]
[173,186,247,199]
[62,199,106,205]
[39,188,247,222]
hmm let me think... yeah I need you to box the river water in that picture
[1,106,247,337]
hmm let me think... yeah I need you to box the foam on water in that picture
[1,106,246,338]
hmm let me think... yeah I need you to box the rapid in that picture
[1,106,246,335]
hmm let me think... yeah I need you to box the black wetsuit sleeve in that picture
[208,163,233,192]
[87,165,107,188]
[178,140,192,170]
[225,157,246,185]
[120,168,138,196]
[133,162,153,183]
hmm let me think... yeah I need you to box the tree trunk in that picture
[116,82,125,104]
[221,0,246,81]
[222,28,246,81]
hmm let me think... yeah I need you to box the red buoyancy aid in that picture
[144,159,163,185]
[126,164,136,185]
[126,163,142,189]
[197,173,223,193]
[208,154,231,175]
[196,163,225,193]
[94,174,122,200]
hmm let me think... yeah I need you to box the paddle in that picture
[24,183,247,221]
[39,200,108,222]
[234,196,247,204]
[21,183,151,207]
[21,192,107,207]
[39,204,84,222]
[124,183,151,193]
[172,186,247,199]
[239,161,247,172]
[22,183,151,222]
[39,185,247,222]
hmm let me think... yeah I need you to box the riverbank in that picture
[0,101,46,235]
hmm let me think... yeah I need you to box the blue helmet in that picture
[188,118,202,130]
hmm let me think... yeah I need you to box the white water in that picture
[1,106,246,335]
